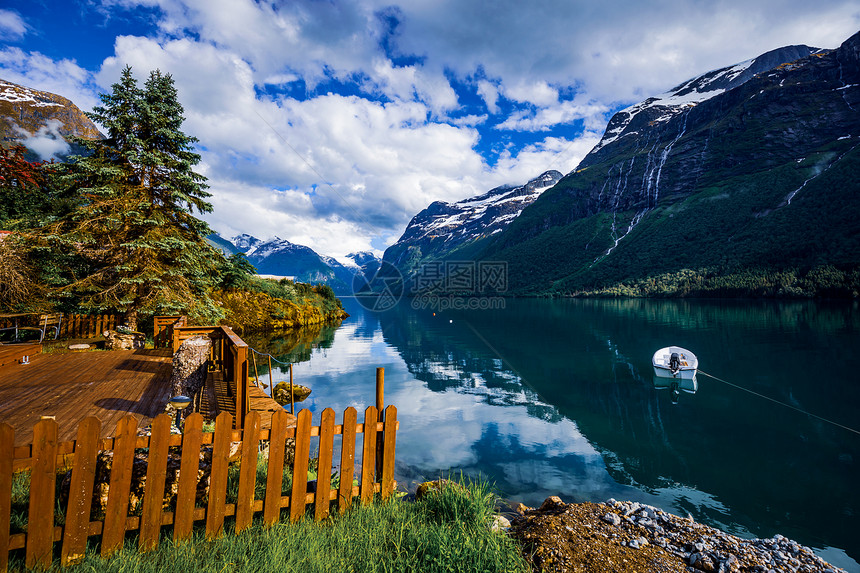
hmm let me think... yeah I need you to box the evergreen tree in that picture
[43,66,223,329]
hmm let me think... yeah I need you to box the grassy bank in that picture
[7,480,529,573]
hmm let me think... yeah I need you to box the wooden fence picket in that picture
[360,406,378,505]
[60,417,100,566]
[0,424,14,573]
[264,410,289,526]
[174,413,203,542]
[206,412,233,540]
[290,410,312,523]
[101,415,138,557]
[27,418,58,569]
[338,407,357,514]
[381,405,398,500]
[315,408,335,521]
[235,411,261,533]
[139,414,172,552]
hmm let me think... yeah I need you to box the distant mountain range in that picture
[385,31,860,296]
[207,233,380,294]
[383,170,562,279]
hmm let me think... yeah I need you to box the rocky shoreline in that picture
[505,496,846,573]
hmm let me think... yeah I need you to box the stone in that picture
[514,502,532,515]
[169,335,212,401]
[68,343,91,351]
[603,512,622,526]
[538,496,565,512]
[272,381,312,405]
[103,329,145,350]
[415,479,465,499]
[490,515,511,532]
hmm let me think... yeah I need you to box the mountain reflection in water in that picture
[264,297,860,572]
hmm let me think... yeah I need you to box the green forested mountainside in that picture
[476,32,860,297]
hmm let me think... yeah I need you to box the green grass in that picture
[7,479,528,573]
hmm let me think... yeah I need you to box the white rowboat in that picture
[652,346,698,380]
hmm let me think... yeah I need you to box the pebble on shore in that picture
[506,496,847,573]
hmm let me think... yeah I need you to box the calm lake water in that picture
[259,297,860,571]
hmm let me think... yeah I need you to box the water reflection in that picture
[653,375,699,404]
[265,297,859,571]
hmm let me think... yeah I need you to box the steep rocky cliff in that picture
[480,32,860,294]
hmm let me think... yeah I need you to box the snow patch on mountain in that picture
[407,170,563,243]
[232,233,264,253]
[593,45,822,152]
[0,82,64,108]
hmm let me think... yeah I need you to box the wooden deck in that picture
[0,348,174,446]
[0,347,295,446]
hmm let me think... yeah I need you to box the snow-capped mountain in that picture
[591,44,823,154]
[383,170,562,276]
[232,234,264,253]
[207,233,381,294]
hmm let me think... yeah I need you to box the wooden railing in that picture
[0,405,398,570]
[153,315,186,349]
[170,325,249,429]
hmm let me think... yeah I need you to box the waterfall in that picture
[595,111,689,262]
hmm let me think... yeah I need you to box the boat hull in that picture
[653,365,698,380]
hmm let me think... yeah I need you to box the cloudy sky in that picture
[1,1,858,260]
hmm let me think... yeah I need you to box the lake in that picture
[255,297,860,571]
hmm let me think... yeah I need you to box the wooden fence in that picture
[59,315,118,339]
[0,405,398,570]
[0,314,118,340]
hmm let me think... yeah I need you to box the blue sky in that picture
[1,1,858,259]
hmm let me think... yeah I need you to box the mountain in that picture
[208,233,381,294]
[474,32,860,295]
[0,78,102,158]
[206,233,241,256]
[383,170,562,278]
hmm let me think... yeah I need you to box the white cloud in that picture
[497,98,609,132]
[14,119,70,160]
[477,80,499,114]
[0,9,27,40]
[366,58,458,114]
[503,80,558,107]
[492,134,603,183]
[95,34,496,256]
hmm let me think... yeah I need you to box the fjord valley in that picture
[2,12,860,573]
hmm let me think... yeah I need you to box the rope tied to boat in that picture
[697,370,860,436]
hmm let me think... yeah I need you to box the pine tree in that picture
[44,66,223,329]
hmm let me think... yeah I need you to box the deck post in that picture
[375,367,384,480]
[234,344,248,429]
